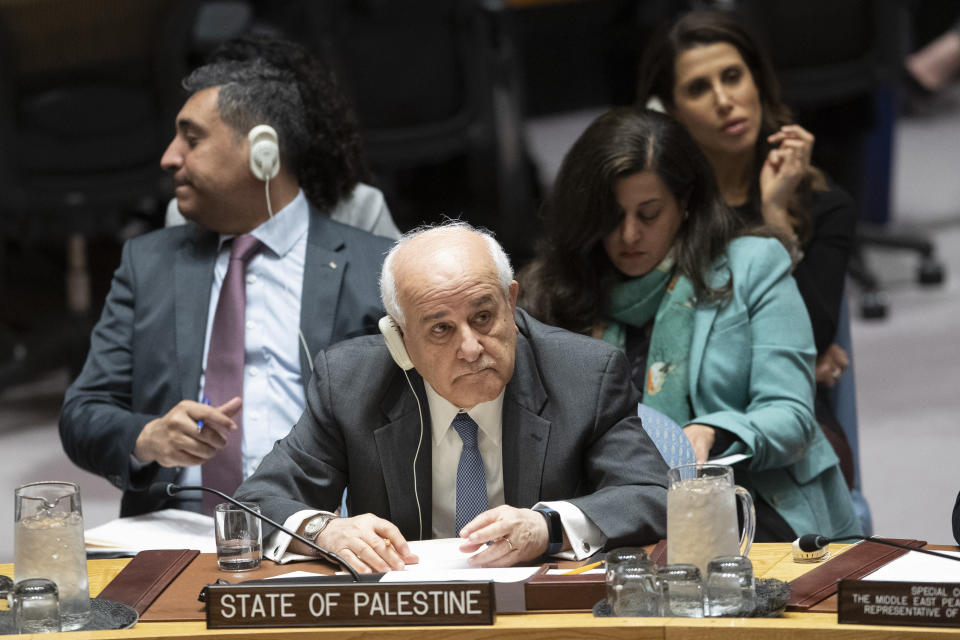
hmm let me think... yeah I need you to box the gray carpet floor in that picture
[1,100,958,563]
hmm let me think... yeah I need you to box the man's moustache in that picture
[455,358,496,378]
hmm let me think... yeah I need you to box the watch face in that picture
[304,515,328,537]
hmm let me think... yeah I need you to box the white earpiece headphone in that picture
[248,124,280,181]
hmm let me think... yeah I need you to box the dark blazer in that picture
[235,309,669,547]
[59,205,392,516]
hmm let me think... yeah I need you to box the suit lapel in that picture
[174,228,218,401]
[501,333,551,508]
[373,372,433,540]
[688,258,728,410]
[299,208,347,388]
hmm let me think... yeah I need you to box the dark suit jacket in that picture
[235,309,669,548]
[59,205,392,516]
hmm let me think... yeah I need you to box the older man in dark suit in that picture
[236,222,668,571]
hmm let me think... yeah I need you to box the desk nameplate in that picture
[838,579,960,628]
[205,581,494,628]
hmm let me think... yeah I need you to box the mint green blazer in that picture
[686,236,861,539]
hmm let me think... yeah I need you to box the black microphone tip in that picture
[798,533,828,552]
[146,482,179,500]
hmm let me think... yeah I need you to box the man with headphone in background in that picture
[59,39,393,516]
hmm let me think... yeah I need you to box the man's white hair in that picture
[379,221,514,328]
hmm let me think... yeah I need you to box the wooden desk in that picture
[4,544,960,639]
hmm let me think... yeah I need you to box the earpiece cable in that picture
[265,178,274,219]
[403,369,425,541]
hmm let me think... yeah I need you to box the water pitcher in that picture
[14,481,91,630]
[666,464,755,574]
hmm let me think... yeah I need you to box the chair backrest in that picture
[0,0,200,238]
[286,0,538,260]
[637,403,695,468]
[731,0,886,109]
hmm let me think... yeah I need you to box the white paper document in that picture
[378,538,541,583]
[863,550,960,583]
[404,538,482,569]
[708,453,750,466]
[84,508,216,554]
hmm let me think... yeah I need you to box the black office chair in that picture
[0,0,201,392]
[731,0,946,319]
[281,0,540,263]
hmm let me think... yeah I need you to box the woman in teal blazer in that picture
[520,109,860,540]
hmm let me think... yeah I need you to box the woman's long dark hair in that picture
[636,10,825,244]
[519,108,742,334]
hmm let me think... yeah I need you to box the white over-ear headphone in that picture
[248,124,280,181]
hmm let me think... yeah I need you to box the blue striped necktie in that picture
[452,412,487,536]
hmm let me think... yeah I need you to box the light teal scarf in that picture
[602,254,696,424]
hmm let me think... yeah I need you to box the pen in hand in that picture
[196,395,210,432]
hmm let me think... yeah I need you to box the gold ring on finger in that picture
[503,537,515,552]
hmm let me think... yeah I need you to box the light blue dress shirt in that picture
[180,190,310,491]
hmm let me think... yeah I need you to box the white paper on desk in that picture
[404,538,482,569]
[708,452,750,465]
[862,550,960,582]
[84,508,216,554]
[262,571,335,580]
[377,538,541,583]
[380,567,540,583]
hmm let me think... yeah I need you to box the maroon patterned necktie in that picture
[201,234,262,515]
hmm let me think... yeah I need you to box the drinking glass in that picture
[705,555,756,616]
[14,481,91,630]
[660,564,704,617]
[666,463,755,574]
[604,547,650,606]
[215,502,262,571]
[11,578,61,633]
[610,564,661,617]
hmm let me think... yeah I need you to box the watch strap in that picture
[535,507,563,555]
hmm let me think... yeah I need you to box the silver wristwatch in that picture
[302,514,335,542]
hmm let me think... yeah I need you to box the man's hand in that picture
[683,423,717,463]
[303,513,417,574]
[133,398,241,467]
[815,343,849,387]
[458,505,553,567]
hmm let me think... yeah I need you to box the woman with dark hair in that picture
[636,9,857,486]
[519,108,859,542]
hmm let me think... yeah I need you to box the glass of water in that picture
[705,555,756,616]
[610,563,661,616]
[11,578,61,633]
[215,502,262,571]
[605,547,650,606]
[14,481,91,630]
[660,563,704,617]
